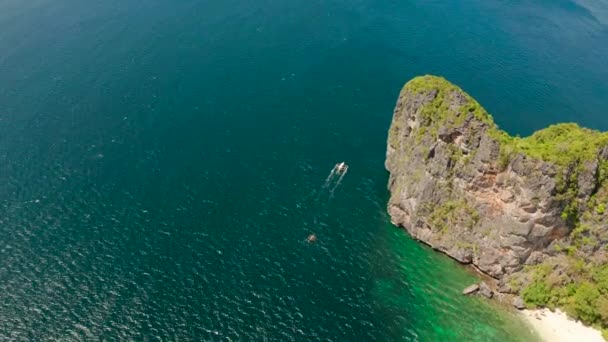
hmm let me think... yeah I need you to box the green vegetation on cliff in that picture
[508,123,608,167]
[405,76,499,136]
[522,261,608,328]
[404,76,608,170]
[404,76,511,144]
[521,180,608,330]
[425,199,480,233]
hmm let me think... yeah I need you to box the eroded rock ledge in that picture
[386,76,608,330]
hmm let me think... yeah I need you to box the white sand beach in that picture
[522,308,604,342]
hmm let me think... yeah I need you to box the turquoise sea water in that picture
[1,0,607,340]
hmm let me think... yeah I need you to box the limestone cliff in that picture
[386,76,608,330]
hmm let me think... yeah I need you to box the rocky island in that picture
[386,75,608,338]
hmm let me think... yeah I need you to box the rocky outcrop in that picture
[479,282,493,299]
[513,297,525,310]
[386,76,608,324]
[462,284,480,295]
[462,282,493,298]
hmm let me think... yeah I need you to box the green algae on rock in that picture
[386,75,608,334]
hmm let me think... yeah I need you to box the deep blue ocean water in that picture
[1,0,607,340]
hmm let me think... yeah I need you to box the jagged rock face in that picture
[385,76,606,280]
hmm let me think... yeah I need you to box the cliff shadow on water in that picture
[386,75,608,338]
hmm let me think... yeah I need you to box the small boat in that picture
[335,162,348,174]
[306,234,317,243]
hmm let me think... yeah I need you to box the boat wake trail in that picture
[328,171,346,197]
[322,168,337,189]
[318,162,348,200]
[297,162,349,243]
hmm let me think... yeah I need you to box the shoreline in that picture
[521,308,604,342]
